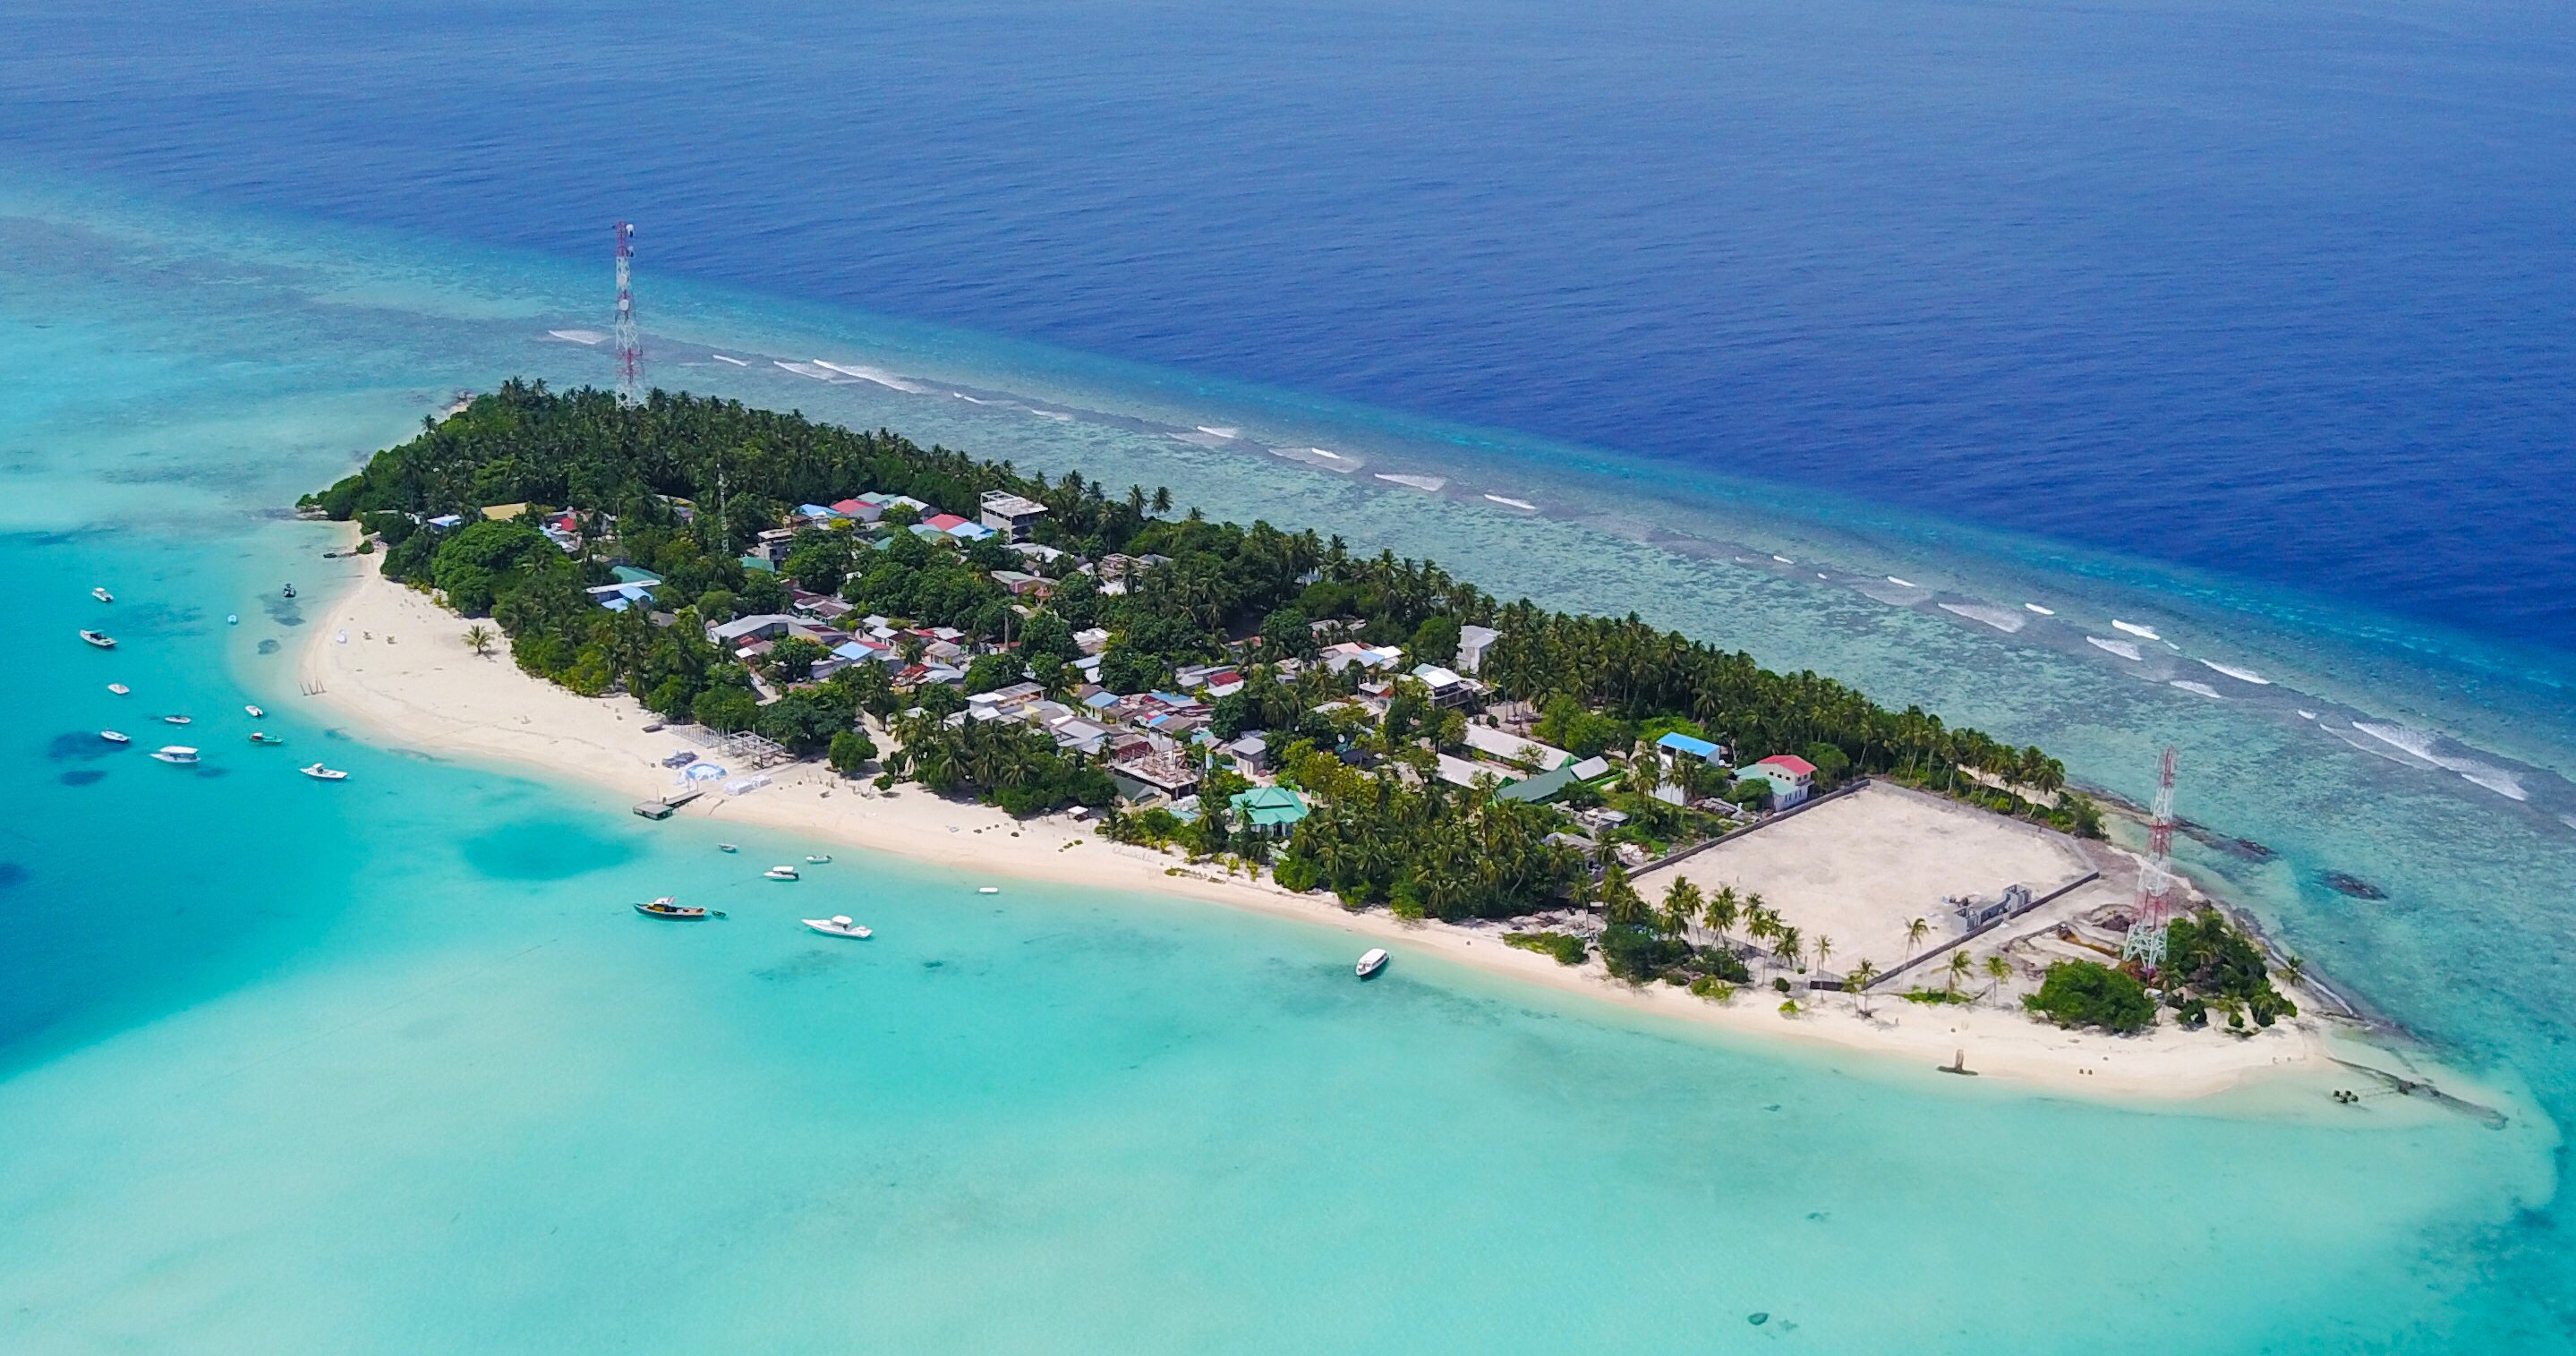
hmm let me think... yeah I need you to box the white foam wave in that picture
[772,360,835,380]
[2111,619,2162,640]
[2086,636,2144,661]
[812,361,930,393]
[1306,447,1346,461]
[952,392,996,404]
[1376,473,1447,492]
[710,354,749,366]
[2199,660,2271,685]
[2350,722,2530,800]
[1028,409,1073,421]
[1771,554,1794,565]
[2169,680,2223,699]
[1938,602,2026,634]
[1885,576,1917,588]
[1483,494,1538,511]
[2023,603,2055,616]
[547,328,607,345]
[2297,710,2318,720]
[1197,426,1240,439]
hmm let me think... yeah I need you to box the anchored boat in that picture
[99,730,130,745]
[151,746,200,765]
[299,763,348,780]
[635,897,709,920]
[107,683,130,695]
[80,630,116,649]
[1356,948,1390,979]
[803,916,872,938]
[764,865,800,881]
[250,731,285,746]
[244,704,265,718]
[90,587,112,602]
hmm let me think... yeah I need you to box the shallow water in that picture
[4,0,2576,1347]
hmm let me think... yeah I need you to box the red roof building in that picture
[1757,754,1818,778]
[923,513,972,533]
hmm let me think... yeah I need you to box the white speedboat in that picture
[1356,947,1390,979]
[717,843,738,854]
[80,629,116,649]
[244,704,265,718]
[805,854,832,864]
[99,729,130,744]
[977,885,1000,894]
[91,587,113,602]
[300,763,348,780]
[803,915,872,939]
[764,866,800,881]
[162,714,192,725]
[152,746,200,765]
[107,683,130,695]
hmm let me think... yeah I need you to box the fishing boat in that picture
[99,730,130,744]
[634,896,709,920]
[90,587,112,602]
[107,683,130,695]
[151,746,200,765]
[805,854,832,864]
[79,630,115,649]
[717,843,738,854]
[803,915,872,939]
[244,704,265,718]
[249,731,285,746]
[299,763,349,780]
[764,865,800,881]
[1356,947,1390,979]
[162,714,192,726]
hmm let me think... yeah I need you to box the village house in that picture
[977,490,1050,542]
[1454,623,1499,675]
[1736,753,1817,808]
[1463,722,1571,771]
[1227,786,1311,839]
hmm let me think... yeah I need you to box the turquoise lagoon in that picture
[0,181,2568,1351]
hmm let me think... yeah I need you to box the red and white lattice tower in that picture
[2121,746,2179,969]
[613,221,641,406]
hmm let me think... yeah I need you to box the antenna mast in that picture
[2121,746,2179,969]
[614,221,641,406]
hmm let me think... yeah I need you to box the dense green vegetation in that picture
[1504,931,1591,966]
[2026,960,2157,1034]
[311,380,2094,877]
[2162,909,2299,1030]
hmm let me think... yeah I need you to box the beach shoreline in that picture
[291,536,2380,1110]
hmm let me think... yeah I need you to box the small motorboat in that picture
[107,683,130,695]
[91,587,113,602]
[99,730,130,744]
[977,886,1000,895]
[162,714,192,726]
[226,614,239,626]
[764,866,800,881]
[635,896,710,920]
[300,763,348,780]
[717,843,738,854]
[250,731,285,746]
[282,584,297,599]
[80,630,116,649]
[1356,947,1390,979]
[244,704,265,718]
[803,916,872,939]
[805,854,832,864]
[151,746,200,765]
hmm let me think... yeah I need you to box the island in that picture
[300,380,2337,1098]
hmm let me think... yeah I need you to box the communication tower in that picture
[614,221,641,405]
[2121,746,2179,969]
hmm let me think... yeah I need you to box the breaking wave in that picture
[2086,636,2144,661]
[2111,619,2162,640]
[1938,602,2026,634]
[1376,473,1447,491]
[2199,660,2270,685]
[2169,680,2223,699]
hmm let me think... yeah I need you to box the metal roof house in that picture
[1227,786,1311,837]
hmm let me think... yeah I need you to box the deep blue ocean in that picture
[4,1,2576,1350]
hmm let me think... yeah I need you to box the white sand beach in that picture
[296,549,2364,1106]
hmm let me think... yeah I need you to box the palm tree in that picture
[1811,934,1833,994]
[464,623,494,657]
[1847,959,1880,1016]
[1702,885,1740,950]
[1774,925,1803,984]
[1983,953,2011,1006]
[1659,879,1702,942]
[1906,917,1931,958]
[1945,948,1974,996]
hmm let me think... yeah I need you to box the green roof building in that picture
[1228,786,1311,837]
